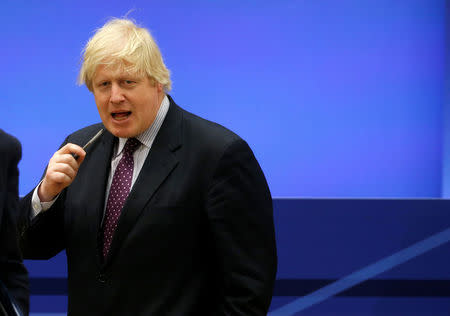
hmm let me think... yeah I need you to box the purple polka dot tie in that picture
[102,138,140,259]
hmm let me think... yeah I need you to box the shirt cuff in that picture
[31,182,58,218]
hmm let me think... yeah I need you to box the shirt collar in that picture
[115,94,170,156]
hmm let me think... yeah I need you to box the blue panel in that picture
[271,198,450,315]
[271,297,450,316]
[30,296,67,313]
[274,199,450,279]
[25,198,450,315]
[25,252,67,278]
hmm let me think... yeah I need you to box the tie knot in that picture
[123,138,140,156]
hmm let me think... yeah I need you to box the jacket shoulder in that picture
[180,107,243,148]
[0,129,21,159]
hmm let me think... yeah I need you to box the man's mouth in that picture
[111,111,132,121]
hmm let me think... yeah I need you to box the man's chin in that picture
[106,126,139,138]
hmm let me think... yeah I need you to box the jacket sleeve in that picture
[18,190,66,260]
[206,139,277,315]
[0,136,29,315]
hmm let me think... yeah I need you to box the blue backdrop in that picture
[1,0,446,198]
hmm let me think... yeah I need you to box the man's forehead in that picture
[94,63,143,80]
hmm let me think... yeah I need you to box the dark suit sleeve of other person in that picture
[0,130,29,315]
[206,137,277,315]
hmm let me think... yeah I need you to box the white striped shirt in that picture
[106,94,169,197]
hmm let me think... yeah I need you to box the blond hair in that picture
[78,18,171,92]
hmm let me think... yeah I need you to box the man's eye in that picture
[99,82,109,87]
[125,80,135,85]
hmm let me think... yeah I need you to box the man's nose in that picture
[110,84,125,103]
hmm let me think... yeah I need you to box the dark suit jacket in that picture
[19,96,277,315]
[0,130,28,315]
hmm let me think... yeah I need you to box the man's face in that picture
[92,64,164,138]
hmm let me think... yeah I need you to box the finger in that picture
[46,166,74,184]
[49,171,74,185]
[58,143,86,162]
[52,162,77,180]
[74,148,86,165]
[48,154,79,175]
[56,153,82,171]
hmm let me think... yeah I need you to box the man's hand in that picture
[38,143,86,202]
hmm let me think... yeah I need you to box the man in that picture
[19,18,276,315]
[0,130,28,316]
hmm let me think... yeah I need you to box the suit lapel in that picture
[104,98,183,265]
[79,129,116,266]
